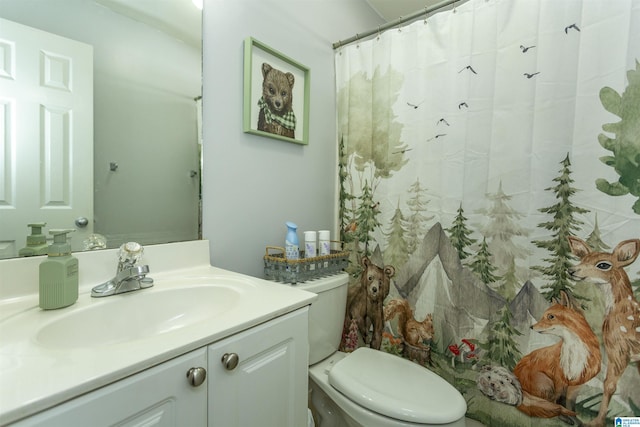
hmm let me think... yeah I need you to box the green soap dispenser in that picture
[19,222,49,257]
[39,229,79,310]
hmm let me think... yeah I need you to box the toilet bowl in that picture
[298,273,467,427]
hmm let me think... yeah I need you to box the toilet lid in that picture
[328,347,467,424]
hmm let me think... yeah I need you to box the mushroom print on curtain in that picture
[335,0,640,426]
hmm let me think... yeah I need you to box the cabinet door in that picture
[208,308,309,427]
[14,348,207,427]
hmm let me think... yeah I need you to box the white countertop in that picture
[0,240,316,425]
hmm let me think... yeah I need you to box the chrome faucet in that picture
[91,242,154,297]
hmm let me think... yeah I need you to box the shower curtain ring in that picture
[377,26,381,40]
[397,17,403,32]
[424,6,428,24]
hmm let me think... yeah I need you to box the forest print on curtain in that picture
[335,0,640,426]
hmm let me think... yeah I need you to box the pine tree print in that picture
[355,181,381,257]
[338,136,356,245]
[405,178,434,253]
[446,203,477,261]
[585,214,611,252]
[533,154,590,302]
[470,237,500,286]
[384,202,409,268]
[495,257,519,301]
[480,305,523,371]
[477,181,532,283]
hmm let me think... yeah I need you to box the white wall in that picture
[201,0,383,277]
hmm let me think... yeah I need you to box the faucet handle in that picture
[118,242,144,270]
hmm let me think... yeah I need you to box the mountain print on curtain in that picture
[335,0,640,426]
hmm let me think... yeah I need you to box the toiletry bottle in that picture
[285,222,299,259]
[304,231,317,258]
[318,230,331,256]
[18,222,48,257]
[39,229,79,310]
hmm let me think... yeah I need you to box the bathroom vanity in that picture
[0,241,315,426]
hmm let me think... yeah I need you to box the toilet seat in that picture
[328,347,467,424]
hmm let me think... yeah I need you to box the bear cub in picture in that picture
[257,62,296,139]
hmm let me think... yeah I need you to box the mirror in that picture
[0,0,202,259]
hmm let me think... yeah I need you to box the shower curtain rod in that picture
[333,0,460,49]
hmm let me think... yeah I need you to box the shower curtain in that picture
[335,0,639,425]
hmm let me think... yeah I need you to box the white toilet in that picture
[299,273,467,427]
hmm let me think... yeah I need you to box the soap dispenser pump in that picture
[39,229,79,310]
[19,222,49,257]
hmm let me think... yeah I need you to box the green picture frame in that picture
[243,37,310,145]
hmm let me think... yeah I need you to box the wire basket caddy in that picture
[264,242,349,284]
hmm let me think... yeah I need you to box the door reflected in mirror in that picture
[0,0,203,259]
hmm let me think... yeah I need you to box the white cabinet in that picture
[208,308,309,427]
[12,308,309,427]
[14,348,208,427]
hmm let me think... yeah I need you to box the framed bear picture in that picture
[243,37,310,145]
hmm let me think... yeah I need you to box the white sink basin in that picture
[35,284,242,348]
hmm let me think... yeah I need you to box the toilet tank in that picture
[295,273,349,365]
